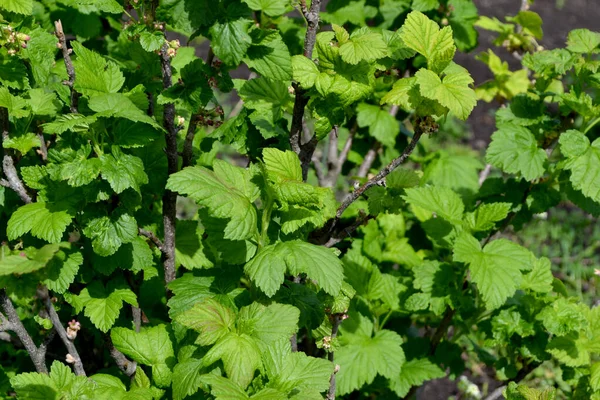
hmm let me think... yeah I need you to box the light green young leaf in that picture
[172,358,205,400]
[89,93,160,129]
[0,0,32,14]
[100,147,148,194]
[175,298,236,346]
[336,312,405,395]
[356,103,398,147]
[42,114,98,135]
[245,241,343,297]
[486,123,547,182]
[567,28,600,53]
[111,325,175,387]
[10,361,94,400]
[381,77,417,109]
[238,303,300,349]
[537,298,587,337]
[389,358,445,397]
[27,90,59,116]
[411,0,439,12]
[291,55,319,88]
[0,87,29,118]
[400,11,456,73]
[3,132,40,154]
[175,220,214,270]
[521,257,553,293]
[139,31,165,52]
[464,202,512,232]
[243,0,288,15]
[7,202,73,243]
[559,130,600,202]
[453,233,535,309]
[403,186,465,224]
[72,42,125,96]
[166,163,258,241]
[43,248,83,293]
[74,281,137,332]
[503,382,557,400]
[82,213,138,256]
[263,148,302,182]
[339,29,388,65]
[415,67,476,120]
[209,19,253,66]
[245,30,292,81]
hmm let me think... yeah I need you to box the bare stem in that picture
[139,228,165,252]
[326,314,343,400]
[38,287,86,376]
[107,335,137,377]
[0,290,48,373]
[159,40,178,288]
[1,107,33,204]
[54,20,79,113]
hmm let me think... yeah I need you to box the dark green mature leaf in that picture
[158,59,212,112]
[559,130,600,202]
[83,212,138,256]
[100,147,149,194]
[89,93,161,129]
[245,30,292,81]
[210,19,253,66]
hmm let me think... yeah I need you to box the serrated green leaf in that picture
[209,19,253,66]
[567,29,600,53]
[43,248,83,293]
[453,233,535,309]
[238,303,300,349]
[0,87,29,118]
[167,163,258,241]
[3,132,40,154]
[415,67,476,120]
[89,93,160,129]
[42,114,97,135]
[356,103,398,147]
[521,257,553,293]
[245,30,292,80]
[559,130,600,202]
[381,77,417,109]
[27,89,59,116]
[464,202,512,232]
[291,55,319,88]
[0,0,32,14]
[245,241,343,297]
[403,186,465,224]
[111,325,174,387]
[400,11,456,73]
[0,53,30,90]
[172,358,205,400]
[537,298,587,336]
[175,298,236,346]
[339,29,388,65]
[7,202,73,243]
[75,281,138,332]
[242,0,288,15]
[175,220,214,270]
[422,150,483,194]
[72,42,125,96]
[486,123,547,181]
[24,28,58,87]
[99,147,148,194]
[389,358,445,397]
[139,31,165,52]
[83,212,138,256]
[158,59,212,112]
[336,312,405,395]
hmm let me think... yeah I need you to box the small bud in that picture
[167,47,176,57]
[16,33,30,41]
[595,269,600,277]
[288,86,295,95]
[66,320,81,340]
[334,364,340,373]
[322,336,332,350]
[56,42,63,49]
[7,49,16,56]
[21,42,27,49]
[177,116,185,126]
[65,354,76,364]
[67,48,72,54]
[441,18,449,26]
[169,39,180,49]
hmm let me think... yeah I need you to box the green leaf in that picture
[175,220,214,270]
[291,55,319,88]
[0,53,30,90]
[72,42,125,96]
[415,66,476,120]
[403,186,465,224]
[504,382,557,400]
[0,87,29,118]
[0,0,32,14]
[209,19,253,66]
[567,29,600,53]
[381,77,417,109]
[245,240,343,297]
[42,114,98,135]
[3,132,40,154]
[242,0,288,15]
[422,150,483,194]
[203,332,262,389]
[339,28,388,65]
[486,123,547,182]
[537,298,587,337]
[0,243,66,276]
[464,202,512,232]
[238,303,300,349]
[166,162,258,241]
[43,247,83,293]
[7,202,73,243]
[412,0,439,11]
[453,233,535,309]
[175,298,236,346]
[24,28,58,87]
[400,11,456,73]
[167,274,219,318]
[89,93,160,129]
[245,30,292,81]
[27,90,59,116]
[389,358,445,397]
[139,31,165,52]
[10,361,96,399]
[172,358,205,400]
[74,281,137,332]
[356,103,398,147]
[263,148,302,182]
[521,257,553,293]
[82,212,138,256]
[559,130,600,202]
[99,147,148,194]
[111,325,175,387]
[158,59,212,112]
[336,312,405,395]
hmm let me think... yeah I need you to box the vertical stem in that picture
[54,20,79,113]
[326,314,343,400]
[160,41,178,288]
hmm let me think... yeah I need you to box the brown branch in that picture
[159,40,178,288]
[139,228,164,252]
[429,307,456,355]
[324,213,373,248]
[290,0,322,178]
[132,306,142,333]
[326,314,344,400]
[1,107,33,204]
[38,287,86,376]
[107,335,137,377]
[356,142,381,179]
[54,20,79,113]
[182,116,197,168]
[37,127,48,162]
[321,125,355,188]
[0,289,48,373]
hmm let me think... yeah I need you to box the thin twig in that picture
[54,20,79,113]
[323,213,373,248]
[326,314,343,400]
[107,335,137,377]
[0,290,48,373]
[1,107,33,204]
[182,116,197,168]
[478,164,492,186]
[38,287,86,376]
[139,228,165,252]
[322,125,355,188]
[356,142,381,179]
[37,129,48,162]
[159,40,178,288]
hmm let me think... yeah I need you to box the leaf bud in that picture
[65,354,76,364]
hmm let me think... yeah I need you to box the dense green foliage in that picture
[0,0,599,399]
